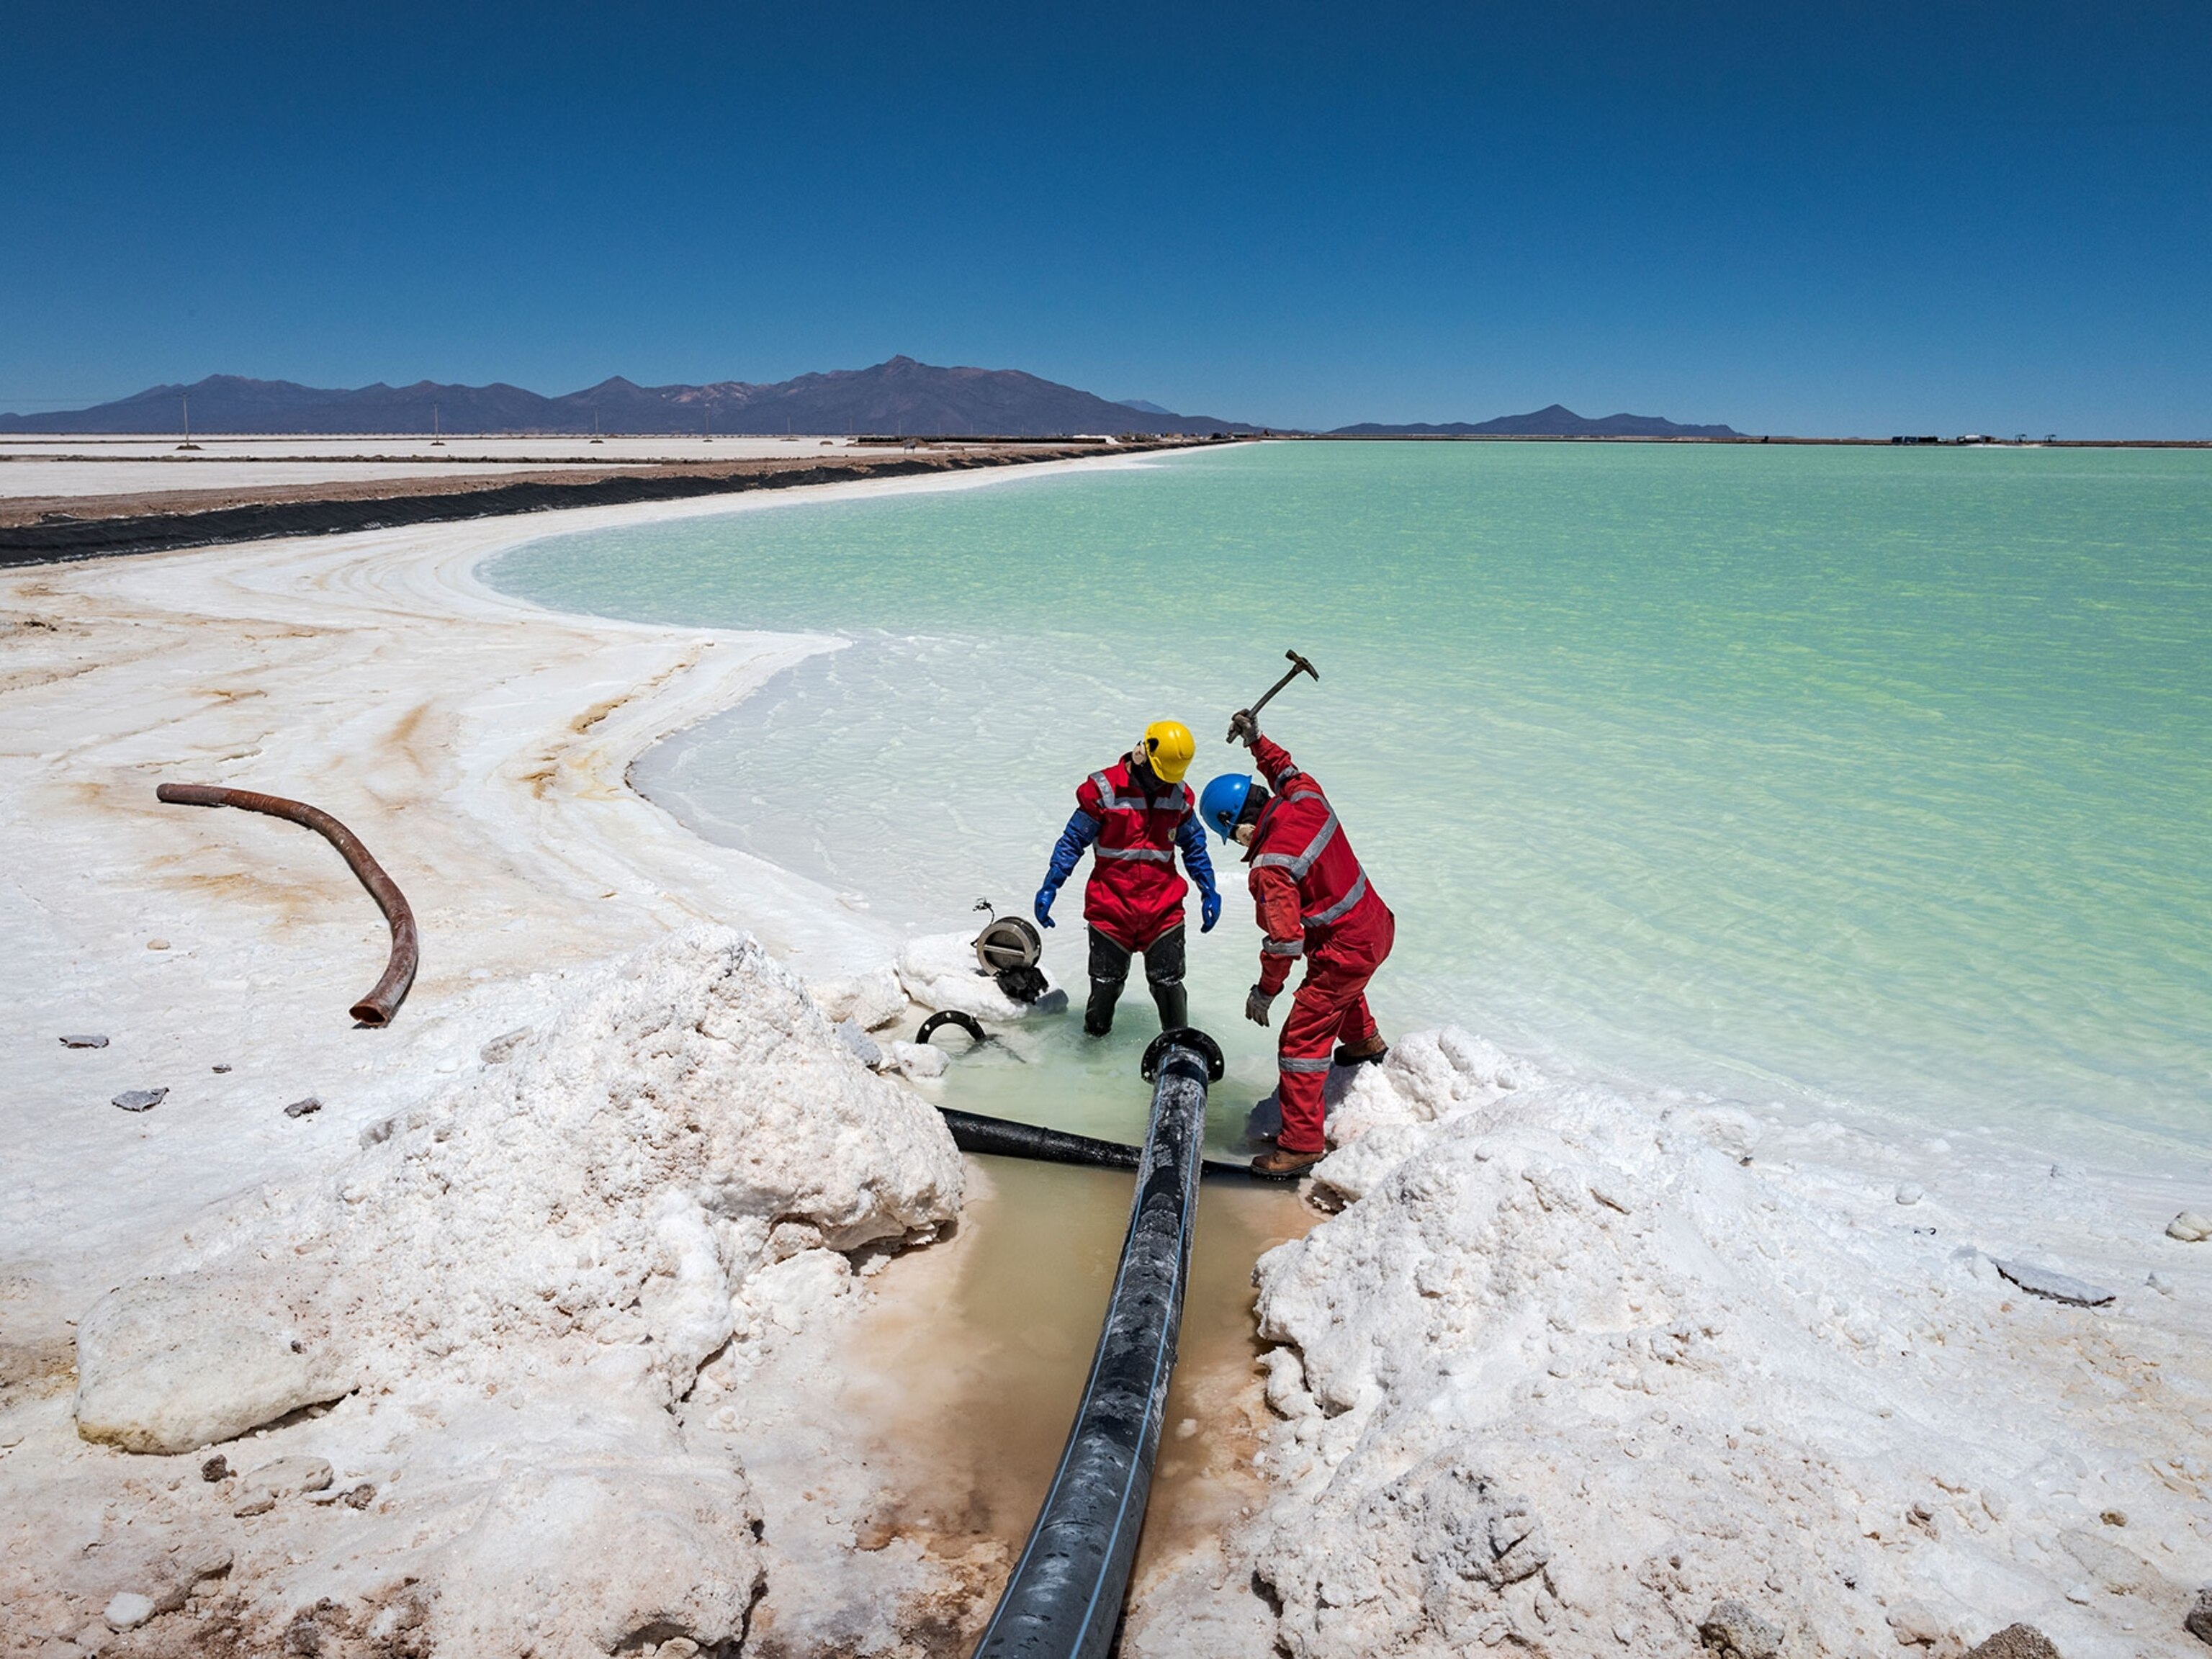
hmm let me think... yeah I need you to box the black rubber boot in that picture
[1148,978,1189,1032]
[1084,977,1125,1037]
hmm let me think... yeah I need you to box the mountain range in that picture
[0,359,1251,439]
[0,362,1737,441]
[1328,405,1740,438]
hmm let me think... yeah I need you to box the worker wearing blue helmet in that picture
[1200,712,1394,1179]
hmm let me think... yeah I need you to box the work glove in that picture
[1200,888,1222,933]
[1245,984,1274,1028]
[1228,709,1260,748]
[1034,884,1058,929]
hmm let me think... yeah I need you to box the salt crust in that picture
[894,930,1065,1022]
[48,927,965,1656]
[1129,1029,2212,1659]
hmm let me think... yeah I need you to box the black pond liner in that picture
[966,1028,1225,1659]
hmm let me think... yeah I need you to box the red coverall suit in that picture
[1245,735,1395,1155]
[1076,760,1195,950]
[1069,760,1205,1033]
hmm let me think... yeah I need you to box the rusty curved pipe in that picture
[156,783,419,1027]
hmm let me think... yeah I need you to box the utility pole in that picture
[433,402,443,446]
[178,390,198,450]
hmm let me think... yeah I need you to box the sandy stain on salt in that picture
[832,1153,1315,1622]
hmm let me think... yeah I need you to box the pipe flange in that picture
[917,1009,989,1048]
[1141,1026,1225,1084]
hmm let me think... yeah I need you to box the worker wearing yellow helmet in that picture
[1035,719,1220,1035]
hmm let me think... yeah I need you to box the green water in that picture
[488,443,2212,1157]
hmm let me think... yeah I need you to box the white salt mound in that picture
[63,926,963,1657]
[1130,1028,2211,1658]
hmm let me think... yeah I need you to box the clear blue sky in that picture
[4,4,2207,435]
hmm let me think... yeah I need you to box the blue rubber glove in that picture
[1177,810,1219,937]
[1037,808,1100,932]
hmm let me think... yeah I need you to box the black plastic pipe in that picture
[938,1104,1254,1183]
[968,1028,1224,1659]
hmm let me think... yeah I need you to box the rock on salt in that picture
[2167,1211,2212,1243]
[283,1097,322,1118]
[1964,1625,2064,1659]
[2185,1583,2212,1645]
[1990,1258,2115,1307]
[834,1018,884,1069]
[1700,1597,1783,1658]
[112,1087,167,1112]
[59,1033,109,1048]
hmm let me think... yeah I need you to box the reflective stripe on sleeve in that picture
[1254,809,1339,879]
[1303,870,1369,928]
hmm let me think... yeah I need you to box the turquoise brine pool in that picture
[488,442,2211,1156]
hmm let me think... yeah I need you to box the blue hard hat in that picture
[1199,773,1254,842]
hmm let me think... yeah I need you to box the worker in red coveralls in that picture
[1035,720,1220,1036]
[1198,713,1393,1179]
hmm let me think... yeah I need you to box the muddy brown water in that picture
[837,1149,1316,1622]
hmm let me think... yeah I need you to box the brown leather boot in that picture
[1250,1146,1327,1181]
[1334,1035,1388,1066]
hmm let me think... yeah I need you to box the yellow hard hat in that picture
[1141,719,1196,783]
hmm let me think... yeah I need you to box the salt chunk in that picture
[104,1591,156,1629]
[242,1455,334,1499]
[809,966,906,1031]
[1895,1182,1923,1205]
[881,1040,947,1080]
[73,1273,355,1453]
[2166,1211,2212,1242]
[895,932,1060,1022]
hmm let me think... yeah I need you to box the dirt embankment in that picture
[0,439,1211,566]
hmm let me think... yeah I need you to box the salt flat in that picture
[4,450,2208,1658]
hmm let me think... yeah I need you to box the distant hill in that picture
[1331,404,1739,439]
[0,357,1255,438]
[1114,398,1177,417]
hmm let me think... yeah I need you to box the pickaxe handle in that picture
[1229,650,1319,742]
